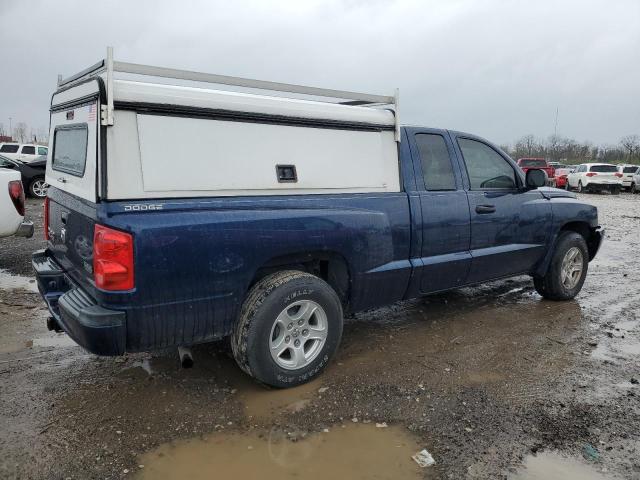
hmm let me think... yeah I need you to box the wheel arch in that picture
[534,221,600,277]
[249,251,351,312]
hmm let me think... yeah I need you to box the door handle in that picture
[476,204,496,214]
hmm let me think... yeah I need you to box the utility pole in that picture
[9,117,12,138]
[553,107,559,137]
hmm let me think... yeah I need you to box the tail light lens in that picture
[93,224,134,291]
[44,197,50,240]
[8,180,25,216]
[614,173,623,178]
[586,172,597,177]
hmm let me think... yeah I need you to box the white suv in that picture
[567,163,623,194]
[618,164,639,191]
[631,167,640,193]
[0,143,48,164]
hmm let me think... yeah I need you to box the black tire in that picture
[231,270,343,388]
[28,177,48,198]
[533,231,589,301]
[577,181,583,193]
[632,183,639,194]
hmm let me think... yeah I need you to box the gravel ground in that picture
[0,194,639,479]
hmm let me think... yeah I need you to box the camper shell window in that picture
[52,124,88,177]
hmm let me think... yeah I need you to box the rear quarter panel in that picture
[98,193,411,351]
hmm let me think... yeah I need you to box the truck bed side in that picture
[95,193,411,351]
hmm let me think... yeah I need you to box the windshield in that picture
[623,166,638,173]
[590,165,618,173]
[519,159,547,167]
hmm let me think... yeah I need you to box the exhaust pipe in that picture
[46,317,63,333]
[178,346,194,368]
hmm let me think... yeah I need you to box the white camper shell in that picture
[48,48,400,202]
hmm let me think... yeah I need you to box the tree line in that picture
[501,134,640,165]
[0,122,48,144]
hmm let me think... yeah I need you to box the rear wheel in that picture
[231,270,343,388]
[632,183,639,194]
[29,177,48,198]
[577,181,583,193]
[534,231,589,300]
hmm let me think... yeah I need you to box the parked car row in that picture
[0,142,48,164]
[514,159,639,194]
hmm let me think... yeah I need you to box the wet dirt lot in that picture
[1,194,639,479]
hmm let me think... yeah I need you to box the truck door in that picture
[406,128,471,293]
[452,135,551,283]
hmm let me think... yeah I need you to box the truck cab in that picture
[33,49,604,388]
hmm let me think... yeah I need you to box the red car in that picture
[516,158,555,182]
[554,168,573,189]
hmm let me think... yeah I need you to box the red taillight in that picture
[8,180,25,216]
[614,173,623,178]
[586,172,597,177]
[93,224,134,291]
[560,174,568,179]
[44,197,50,240]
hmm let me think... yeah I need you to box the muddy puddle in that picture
[135,423,426,480]
[0,268,37,292]
[511,451,608,480]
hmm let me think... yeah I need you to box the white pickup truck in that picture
[0,169,33,238]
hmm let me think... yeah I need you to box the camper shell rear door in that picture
[46,79,102,293]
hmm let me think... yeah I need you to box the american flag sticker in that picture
[88,102,97,122]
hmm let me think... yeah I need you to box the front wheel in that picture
[534,231,589,300]
[231,270,343,388]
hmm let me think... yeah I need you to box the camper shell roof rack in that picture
[57,47,400,141]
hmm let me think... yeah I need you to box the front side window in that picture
[458,138,517,189]
[37,146,48,156]
[52,125,88,176]
[0,144,19,153]
[415,134,456,191]
[21,146,35,155]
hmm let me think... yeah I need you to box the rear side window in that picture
[623,166,637,173]
[590,165,617,173]
[37,147,48,155]
[0,144,19,153]
[519,159,546,167]
[458,138,517,189]
[415,134,456,191]
[21,146,35,155]
[52,125,88,176]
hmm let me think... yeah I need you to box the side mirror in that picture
[525,168,547,189]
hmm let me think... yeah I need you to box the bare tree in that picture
[0,123,5,137]
[620,135,640,160]
[13,122,28,143]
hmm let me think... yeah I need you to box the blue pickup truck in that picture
[33,52,603,387]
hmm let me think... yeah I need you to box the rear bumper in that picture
[32,249,126,355]
[15,220,34,238]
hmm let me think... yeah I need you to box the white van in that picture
[0,143,48,163]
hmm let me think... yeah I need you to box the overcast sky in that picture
[0,0,638,145]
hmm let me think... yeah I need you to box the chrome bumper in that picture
[15,220,34,238]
